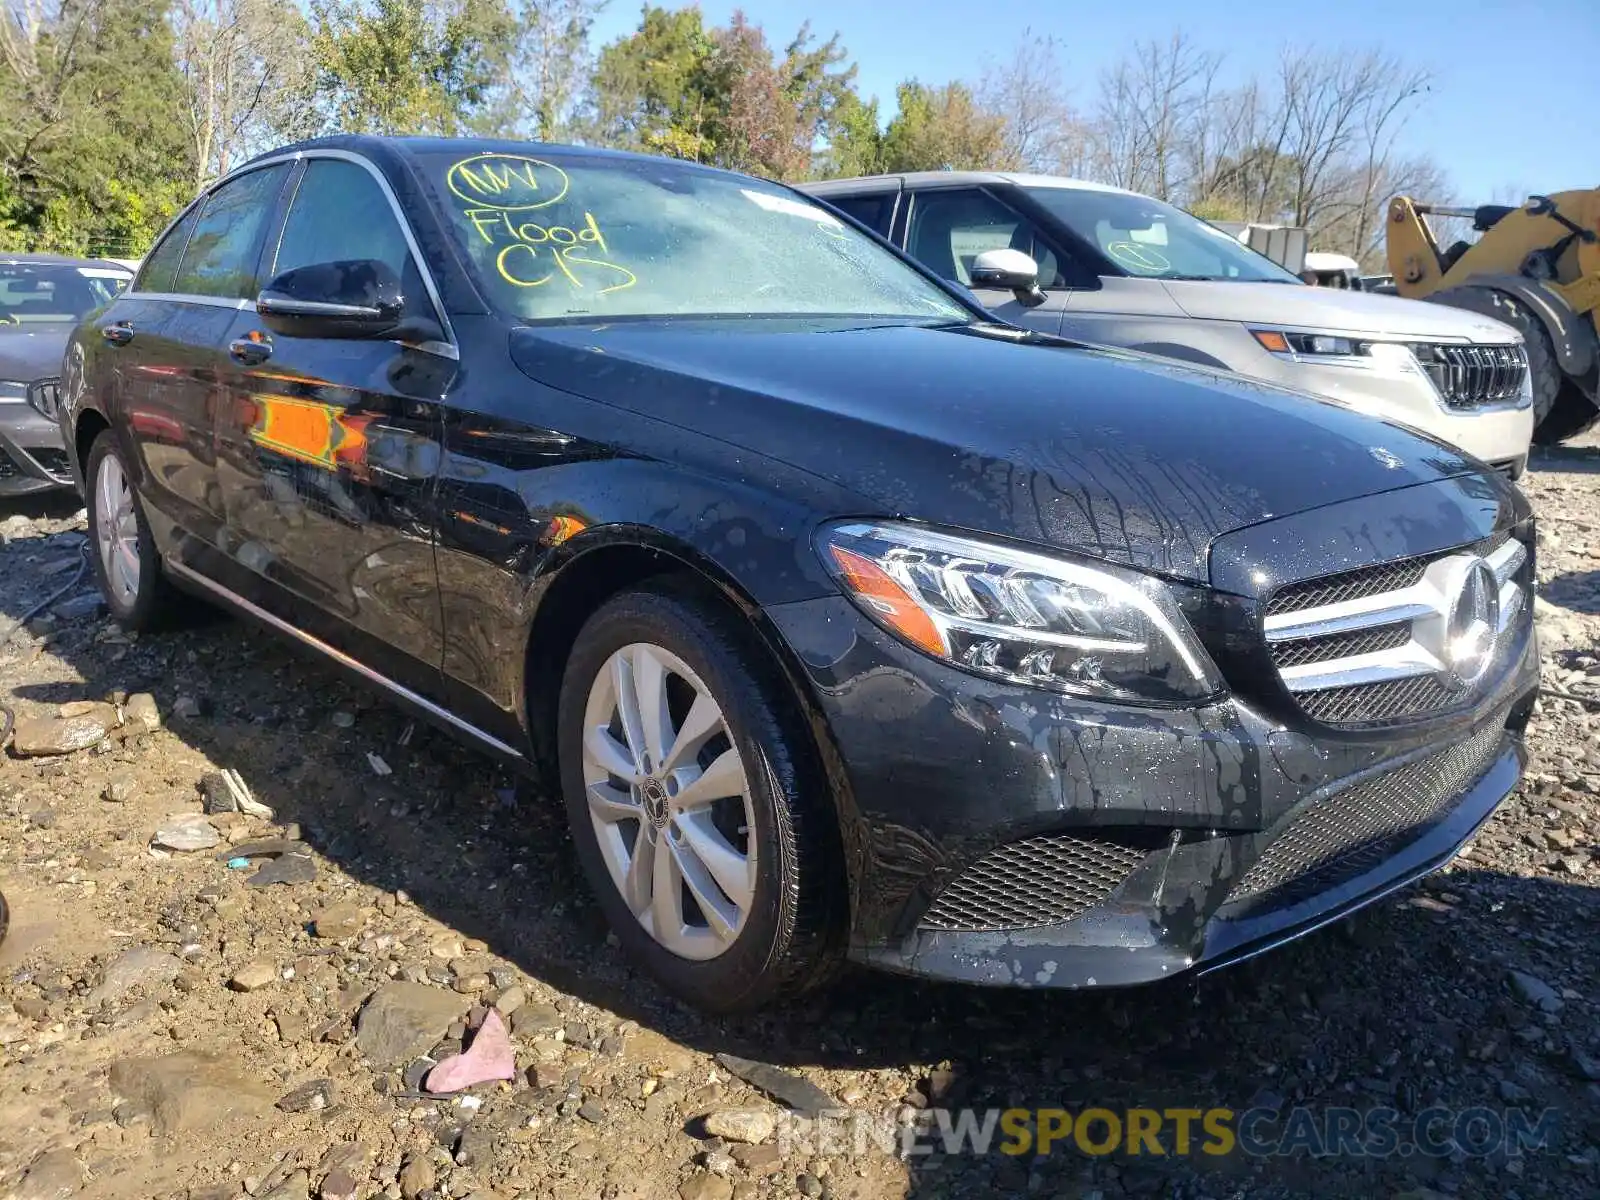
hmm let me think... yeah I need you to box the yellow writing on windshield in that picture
[495,243,637,294]
[465,209,609,254]
[447,154,570,211]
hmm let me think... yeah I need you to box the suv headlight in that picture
[1252,330,1368,358]
[817,521,1223,706]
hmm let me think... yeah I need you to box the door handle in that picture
[101,322,134,346]
[229,334,273,366]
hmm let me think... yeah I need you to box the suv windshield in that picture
[420,150,970,323]
[1023,187,1301,284]
[0,262,130,325]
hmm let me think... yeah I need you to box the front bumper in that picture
[764,574,1538,990]
[0,402,73,495]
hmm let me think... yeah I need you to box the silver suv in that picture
[804,173,1535,477]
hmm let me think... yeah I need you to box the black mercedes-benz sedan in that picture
[58,136,1538,1012]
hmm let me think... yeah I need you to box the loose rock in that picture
[355,981,472,1066]
[702,1108,776,1144]
[230,960,279,991]
[153,813,222,852]
[9,712,110,756]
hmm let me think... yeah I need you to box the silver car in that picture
[804,173,1535,477]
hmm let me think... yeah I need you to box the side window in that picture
[271,159,421,302]
[906,189,1063,288]
[172,164,290,299]
[824,192,895,237]
[135,204,201,294]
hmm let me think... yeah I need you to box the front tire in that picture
[556,582,843,1012]
[84,430,181,631]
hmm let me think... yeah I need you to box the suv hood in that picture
[511,320,1482,584]
[1162,280,1520,342]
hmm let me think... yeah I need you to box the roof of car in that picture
[802,171,1141,197]
[0,252,133,272]
[242,134,748,179]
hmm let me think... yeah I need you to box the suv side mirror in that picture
[969,249,1046,308]
[257,259,441,343]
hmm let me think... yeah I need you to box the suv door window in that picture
[906,188,1063,287]
[135,204,201,293]
[172,164,290,299]
[824,192,896,237]
[270,158,427,307]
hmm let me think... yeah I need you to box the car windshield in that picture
[0,263,131,326]
[1023,187,1302,284]
[419,149,971,323]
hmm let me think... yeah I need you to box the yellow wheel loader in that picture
[1387,190,1600,444]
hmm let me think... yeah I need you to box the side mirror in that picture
[969,249,1046,308]
[257,259,439,343]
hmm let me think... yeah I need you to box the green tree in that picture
[880,80,1011,173]
[0,0,196,255]
[308,0,515,135]
[581,5,855,179]
[816,90,882,177]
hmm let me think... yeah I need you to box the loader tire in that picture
[1533,379,1600,446]
[1471,291,1562,426]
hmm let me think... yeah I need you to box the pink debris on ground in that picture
[424,1009,516,1094]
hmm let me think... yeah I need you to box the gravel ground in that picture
[2,436,1598,1200]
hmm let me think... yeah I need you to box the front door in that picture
[212,155,452,699]
[901,187,1070,333]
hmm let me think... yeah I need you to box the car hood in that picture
[510,320,1481,584]
[0,326,70,385]
[1161,280,1520,342]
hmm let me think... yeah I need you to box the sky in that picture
[587,0,1600,203]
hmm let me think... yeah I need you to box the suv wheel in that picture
[85,431,180,630]
[557,583,842,1012]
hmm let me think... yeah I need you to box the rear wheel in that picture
[1534,378,1600,446]
[84,430,183,631]
[556,582,843,1012]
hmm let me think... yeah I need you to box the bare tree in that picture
[1086,34,1221,201]
[173,0,316,191]
[976,28,1085,174]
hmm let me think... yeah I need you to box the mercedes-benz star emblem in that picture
[1442,558,1498,689]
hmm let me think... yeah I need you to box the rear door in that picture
[901,186,1072,333]
[108,165,292,550]
[212,154,450,699]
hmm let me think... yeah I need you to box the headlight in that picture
[1252,330,1365,357]
[817,521,1223,706]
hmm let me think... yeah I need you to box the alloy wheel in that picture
[94,452,140,605]
[580,642,757,961]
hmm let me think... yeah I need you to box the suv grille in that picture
[1410,343,1527,409]
[919,834,1148,932]
[1229,717,1508,907]
[1263,532,1527,727]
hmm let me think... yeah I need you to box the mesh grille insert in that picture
[919,834,1149,932]
[1266,558,1428,617]
[1229,719,1508,907]
[1272,621,1411,668]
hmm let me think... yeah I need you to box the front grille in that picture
[1266,559,1427,618]
[1410,343,1527,409]
[1264,531,1525,726]
[1298,674,1456,724]
[0,453,17,480]
[1271,621,1411,668]
[919,834,1149,932]
[1229,718,1508,907]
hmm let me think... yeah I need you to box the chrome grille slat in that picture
[1229,719,1507,905]
[919,834,1149,932]
[1411,342,1527,409]
[1263,531,1529,726]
